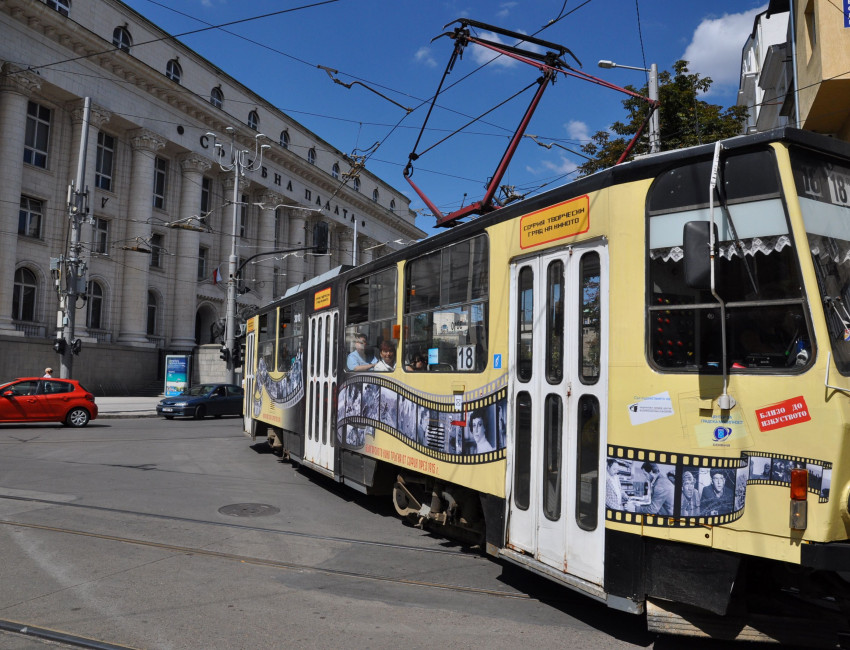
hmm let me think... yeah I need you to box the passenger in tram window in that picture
[625,462,674,515]
[468,409,494,454]
[373,340,396,372]
[405,353,426,372]
[347,332,377,371]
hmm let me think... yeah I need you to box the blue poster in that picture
[164,355,190,396]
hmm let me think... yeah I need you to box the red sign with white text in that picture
[755,396,811,432]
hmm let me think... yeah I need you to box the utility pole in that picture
[598,60,661,153]
[207,127,269,384]
[55,97,91,378]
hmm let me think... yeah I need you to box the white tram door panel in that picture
[506,244,607,587]
[304,310,338,474]
[243,329,256,437]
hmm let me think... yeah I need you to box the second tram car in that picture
[242,127,850,645]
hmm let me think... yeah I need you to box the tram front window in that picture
[647,148,811,372]
[792,147,850,375]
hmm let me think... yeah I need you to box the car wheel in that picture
[65,407,90,427]
[194,405,206,420]
[164,415,174,420]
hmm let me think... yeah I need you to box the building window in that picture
[24,101,50,169]
[112,26,132,53]
[93,218,109,255]
[201,176,211,214]
[165,59,182,83]
[280,130,289,149]
[210,87,223,109]
[248,110,259,131]
[18,196,43,239]
[307,148,316,165]
[353,177,360,192]
[86,280,104,330]
[45,0,70,16]
[372,188,379,203]
[12,268,37,322]
[95,131,115,191]
[240,194,248,238]
[153,156,168,209]
[332,163,340,179]
[198,246,208,281]
[146,290,158,335]
[150,233,164,268]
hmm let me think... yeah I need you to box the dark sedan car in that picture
[0,377,98,427]
[156,383,244,420]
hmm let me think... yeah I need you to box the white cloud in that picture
[682,5,767,95]
[565,120,590,142]
[414,46,438,68]
[470,31,518,68]
[496,2,518,19]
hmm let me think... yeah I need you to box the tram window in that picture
[576,395,600,531]
[543,394,562,521]
[546,261,564,384]
[404,234,489,372]
[517,266,534,382]
[258,312,275,372]
[579,253,601,384]
[322,382,329,445]
[345,267,398,372]
[514,392,532,511]
[330,381,336,448]
[310,319,316,375]
[647,149,811,372]
[332,313,339,372]
[276,301,304,373]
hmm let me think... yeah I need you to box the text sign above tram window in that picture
[314,287,331,310]
[519,195,590,249]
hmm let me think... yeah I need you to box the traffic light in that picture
[219,345,230,362]
[71,338,82,355]
[53,338,67,354]
[232,345,242,368]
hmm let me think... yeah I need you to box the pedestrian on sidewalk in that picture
[43,367,53,378]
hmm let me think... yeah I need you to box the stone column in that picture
[68,101,111,338]
[336,225,354,267]
[360,237,375,265]
[255,191,284,305]
[170,153,212,351]
[0,63,41,333]
[117,129,165,344]
[286,208,308,290]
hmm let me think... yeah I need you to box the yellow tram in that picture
[242,127,850,645]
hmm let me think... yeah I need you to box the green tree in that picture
[578,60,749,175]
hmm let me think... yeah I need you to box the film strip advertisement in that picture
[337,375,507,465]
[605,446,832,528]
[253,353,305,416]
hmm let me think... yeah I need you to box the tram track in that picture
[0,516,531,601]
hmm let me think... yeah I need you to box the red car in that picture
[0,377,98,427]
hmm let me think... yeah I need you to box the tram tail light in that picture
[790,468,808,530]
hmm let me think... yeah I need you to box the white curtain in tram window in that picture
[649,235,792,264]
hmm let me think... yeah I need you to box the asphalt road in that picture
[0,417,787,650]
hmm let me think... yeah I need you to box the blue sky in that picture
[120,0,768,237]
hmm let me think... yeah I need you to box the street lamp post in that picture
[206,127,269,384]
[598,60,660,153]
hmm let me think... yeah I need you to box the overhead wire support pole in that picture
[59,96,91,379]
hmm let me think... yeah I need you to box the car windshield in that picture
[184,384,217,397]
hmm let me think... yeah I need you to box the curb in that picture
[98,412,160,419]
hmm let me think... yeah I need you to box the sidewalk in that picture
[96,395,163,419]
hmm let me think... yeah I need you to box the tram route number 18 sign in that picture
[520,195,589,249]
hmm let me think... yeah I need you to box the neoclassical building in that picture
[0,0,423,391]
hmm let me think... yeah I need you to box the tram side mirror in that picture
[683,221,717,291]
[313,221,329,255]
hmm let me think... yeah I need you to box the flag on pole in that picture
[213,268,223,285]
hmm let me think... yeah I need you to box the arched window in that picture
[45,0,70,16]
[146,290,158,335]
[12,268,37,322]
[372,188,379,203]
[353,177,360,192]
[210,87,223,109]
[248,110,259,131]
[165,59,182,83]
[307,148,316,165]
[112,26,132,53]
[86,281,104,330]
[279,130,289,149]
[332,163,340,179]
[390,199,396,211]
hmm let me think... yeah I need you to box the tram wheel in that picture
[392,482,420,517]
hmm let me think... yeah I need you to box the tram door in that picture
[243,328,256,437]
[506,244,608,586]
[304,309,338,475]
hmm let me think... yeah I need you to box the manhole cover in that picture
[218,503,280,518]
